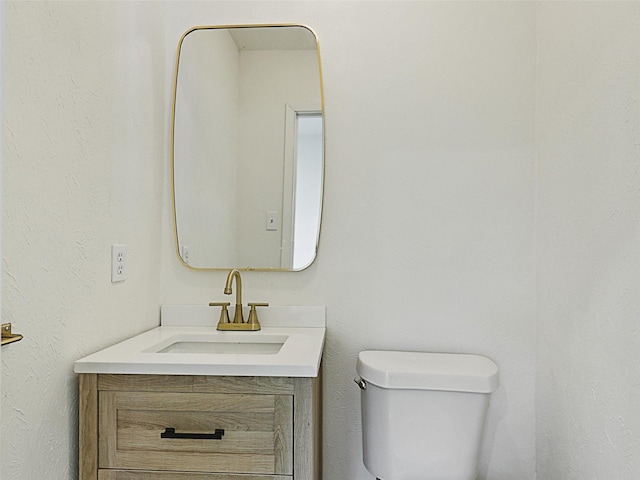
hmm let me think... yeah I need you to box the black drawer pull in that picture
[160,427,225,440]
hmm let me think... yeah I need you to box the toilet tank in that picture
[356,351,499,480]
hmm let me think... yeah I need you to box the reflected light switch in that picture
[266,211,280,231]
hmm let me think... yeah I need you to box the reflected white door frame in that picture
[281,104,323,270]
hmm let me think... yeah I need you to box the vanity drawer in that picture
[99,391,293,475]
[98,471,290,480]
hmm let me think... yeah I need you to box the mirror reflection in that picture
[172,25,324,271]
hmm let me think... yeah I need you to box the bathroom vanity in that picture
[75,306,325,480]
[78,373,320,480]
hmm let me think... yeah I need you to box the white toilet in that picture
[355,350,499,480]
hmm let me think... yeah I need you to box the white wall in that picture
[0,0,4,463]
[1,2,167,478]
[536,3,640,479]
[161,2,537,479]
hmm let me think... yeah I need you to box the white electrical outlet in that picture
[111,244,126,283]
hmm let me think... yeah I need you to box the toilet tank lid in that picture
[356,350,499,393]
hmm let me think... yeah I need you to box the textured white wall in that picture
[536,3,640,479]
[161,2,536,479]
[0,0,4,466]
[1,2,166,478]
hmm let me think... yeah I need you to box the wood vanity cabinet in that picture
[79,373,321,480]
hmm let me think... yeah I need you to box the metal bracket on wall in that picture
[1,323,23,346]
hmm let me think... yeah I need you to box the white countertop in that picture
[74,306,325,377]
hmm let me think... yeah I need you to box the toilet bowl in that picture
[355,350,499,480]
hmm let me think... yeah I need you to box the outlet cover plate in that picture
[111,244,126,283]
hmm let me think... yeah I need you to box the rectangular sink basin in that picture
[147,334,287,355]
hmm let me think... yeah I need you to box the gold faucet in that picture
[224,269,244,324]
[209,269,268,331]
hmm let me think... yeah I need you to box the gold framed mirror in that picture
[171,24,324,271]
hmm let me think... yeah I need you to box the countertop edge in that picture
[74,325,325,378]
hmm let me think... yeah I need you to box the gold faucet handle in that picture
[209,302,231,326]
[247,303,269,329]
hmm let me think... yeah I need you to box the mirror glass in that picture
[172,25,324,271]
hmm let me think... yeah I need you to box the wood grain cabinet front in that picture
[98,473,291,480]
[79,374,321,480]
